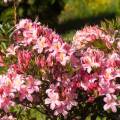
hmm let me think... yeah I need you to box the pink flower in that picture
[19,86,33,102]
[14,19,41,46]
[106,52,120,67]
[12,74,24,91]
[16,19,33,30]
[81,48,104,73]
[3,19,120,118]
[101,67,120,81]
[64,91,77,110]
[33,36,48,53]
[18,76,41,102]
[17,50,32,72]
[1,115,16,120]
[56,52,70,66]
[45,81,77,116]
[54,102,68,117]
[45,91,60,110]
[72,26,113,50]
[6,44,19,57]
[72,26,100,49]
[1,97,14,112]
[80,72,97,91]
[103,94,118,112]
[98,78,116,95]
[35,56,46,68]
[117,41,120,50]
[0,55,5,67]
[26,76,41,93]
[0,67,41,109]
[49,40,63,55]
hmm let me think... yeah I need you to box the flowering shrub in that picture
[72,26,120,111]
[0,19,120,119]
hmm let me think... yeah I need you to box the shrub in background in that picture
[59,0,120,23]
[1,0,120,28]
[0,0,64,26]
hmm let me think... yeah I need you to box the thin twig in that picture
[13,0,17,25]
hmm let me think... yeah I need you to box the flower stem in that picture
[13,0,17,25]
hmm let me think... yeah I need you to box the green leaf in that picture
[96,116,101,120]
[85,115,91,120]
[102,117,107,120]
[1,42,7,49]
[30,108,46,120]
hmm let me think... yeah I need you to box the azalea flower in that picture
[117,41,120,50]
[103,94,118,112]
[0,55,5,67]
[6,44,19,57]
[33,36,48,53]
[45,91,60,110]
[12,74,24,91]
[56,52,70,66]
[17,50,32,72]
[54,102,68,117]
[1,115,16,120]
[81,48,104,73]
[72,26,113,50]
[16,19,33,30]
[1,18,120,118]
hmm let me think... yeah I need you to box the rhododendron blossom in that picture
[1,115,16,120]
[0,55,5,67]
[117,41,120,50]
[45,91,60,110]
[71,25,120,114]
[0,67,41,112]
[80,47,104,73]
[103,94,118,112]
[72,26,113,50]
[0,19,120,119]
[6,44,19,57]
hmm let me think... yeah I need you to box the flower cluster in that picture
[72,26,120,113]
[1,115,16,120]
[44,25,120,116]
[5,19,73,117]
[12,19,71,67]
[72,26,114,49]
[45,79,77,116]
[0,67,41,112]
[0,19,120,119]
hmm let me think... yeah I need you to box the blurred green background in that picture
[0,0,120,38]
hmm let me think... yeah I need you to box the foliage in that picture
[59,0,120,23]
[1,0,120,28]
[0,0,64,26]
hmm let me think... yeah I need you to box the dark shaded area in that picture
[0,0,119,35]
[18,0,64,26]
[56,13,116,34]
[0,0,65,27]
